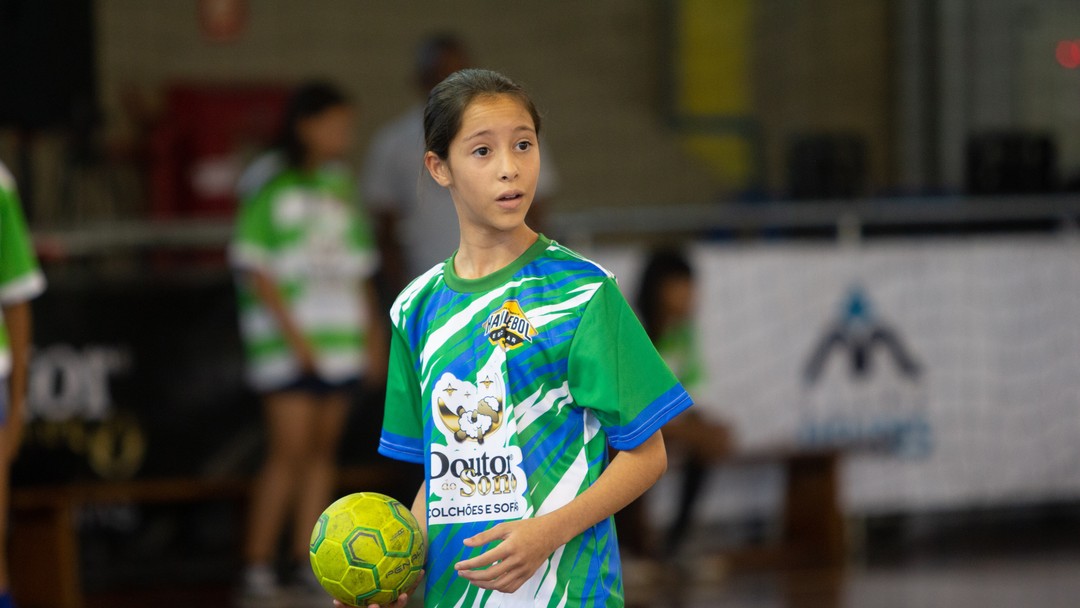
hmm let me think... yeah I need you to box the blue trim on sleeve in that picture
[606,384,694,451]
[377,431,425,464]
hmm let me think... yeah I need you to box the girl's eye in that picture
[515,141,532,151]
[473,147,490,157]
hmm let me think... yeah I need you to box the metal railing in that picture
[547,194,1080,248]
[32,194,1080,258]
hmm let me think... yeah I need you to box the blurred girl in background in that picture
[229,82,382,601]
[0,161,46,608]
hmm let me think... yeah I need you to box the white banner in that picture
[588,236,1080,518]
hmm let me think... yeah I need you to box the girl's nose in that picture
[499,157,518,181]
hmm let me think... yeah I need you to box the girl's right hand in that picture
[331,569,423,608]
[294,342,318,374]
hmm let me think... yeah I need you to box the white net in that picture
[588,235,1080,519]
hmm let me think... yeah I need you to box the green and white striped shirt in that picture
[0,162,46,378]
[230,166,376,391]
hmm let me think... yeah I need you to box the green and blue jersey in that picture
[380,235,692,607]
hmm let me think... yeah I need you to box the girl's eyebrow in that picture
[463,125,537,142]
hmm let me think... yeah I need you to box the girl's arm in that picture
[455,430,668,593]
[1,301,30,461]
[246,269,316,373]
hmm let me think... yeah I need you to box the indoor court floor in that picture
[80,550,1080,608]
[74,506,1080,608]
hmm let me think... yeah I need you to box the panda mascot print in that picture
[429,360,528,523]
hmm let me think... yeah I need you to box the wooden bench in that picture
[10,465,416,608]
[719,446,849,570]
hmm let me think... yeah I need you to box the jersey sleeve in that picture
[378,323,425,463]
[229,187,276,273]
[567,279,693,450]
[0,176,45,305]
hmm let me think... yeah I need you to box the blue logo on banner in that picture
[803,288,921,384]
[798,286,933,458]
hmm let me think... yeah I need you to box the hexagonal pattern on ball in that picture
[308,492,426,606]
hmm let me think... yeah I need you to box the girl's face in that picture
[299,105,354,165]
[661,275,695,321]
[425,94,540,238]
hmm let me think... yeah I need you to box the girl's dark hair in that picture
[423,68,541,160]
[636,249,694,341]
[277,81,349,168]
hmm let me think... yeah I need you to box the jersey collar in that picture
[443,234,551,293]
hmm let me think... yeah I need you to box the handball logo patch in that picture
[429,364,528,525]
[483,300,537,350]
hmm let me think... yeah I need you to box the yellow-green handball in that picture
[309,492,425,607]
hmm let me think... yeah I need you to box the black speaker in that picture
[0,0,97,129]
[966,132,1058,195]
[787,133,868,200]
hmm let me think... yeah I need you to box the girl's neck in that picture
[453,226,539,280]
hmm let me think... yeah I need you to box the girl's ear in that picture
[424,151,452,187]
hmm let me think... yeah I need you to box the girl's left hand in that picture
[454,518,560,594]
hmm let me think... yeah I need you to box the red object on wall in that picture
[198,0,249,43]
[1056,40,1080,69]
[149,83,288,218]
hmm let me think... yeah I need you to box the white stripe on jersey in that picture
[418,276,542,374]
[534,543,566,606]
[547,241,616,279]
[527,281,603,328]
[513,382,571,435]
[533,433,590,519]
[391,263,445,327]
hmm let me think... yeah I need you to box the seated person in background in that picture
[618,248,733,567]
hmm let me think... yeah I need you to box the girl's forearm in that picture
[2,301,31,415]
[248,269,308,355]
[541,430,667,548]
